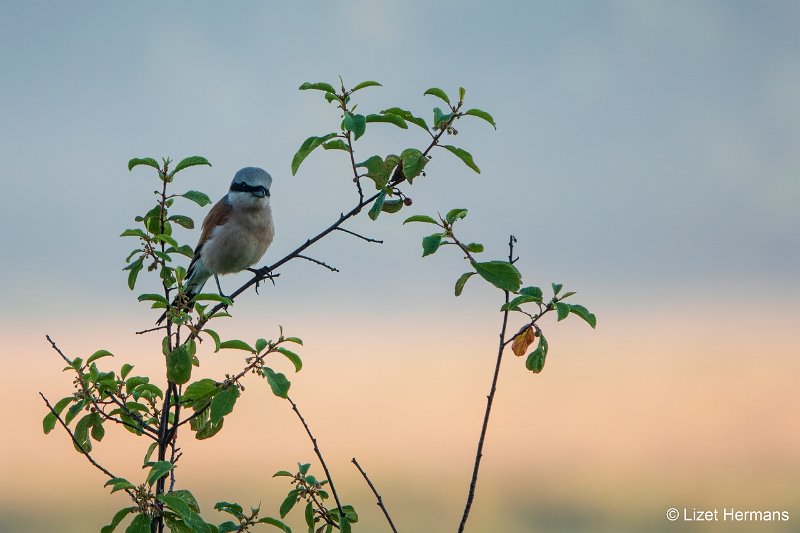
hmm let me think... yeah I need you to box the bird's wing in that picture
[187,196,232,277]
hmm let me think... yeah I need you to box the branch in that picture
[184,110,463,342]
[296,255,340,273]
[287,396,344,520]
[46,335,159,439]
[457,235,515,533]
[39,392,135,499]
[334,226,384,244]
[351,458,398,533]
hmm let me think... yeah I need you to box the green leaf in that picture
[210,386,240,425]
[43,396,74,434]
[365,114,407,129]
[126,259,143,290]
[403,215,439,225]
[381,199,403,214]
[120,229,147,238]
[218,521,238,533]
[569,304,597,328]
[552,282,563,296]
[259,516,292,532]
[215,501,244,519]
[368,190,386,221]
[445,208,468,223]
[322,139,349,151]
[167,345,192,385]
[520,286,543,299]
[342,113,367,141]
[351,80,382,92]
[105,477,135,494]
[168,215,194,229]
[272,470,294,478]
[171,490,201,513]
[464,108,497,129]
[556,302,571,321]
[195,417,224,440]
[218,339,255,353]
[181,190,212,207]
[305,501,314,528]
[380,107,429,131]
[401,148,428,181]
[525,334,548,373]
[120,363,134,380]
[424,87,450,105]
[138,293,169,305]
[193,293,233,306]
[356,155,398,190]
[292,133,338,175]
[124,513,151,533]
[472,261,522,292]
[183,379,218,403]
[74,413,93,453]
[159,493,211,533]
[146,461,174,486]
[277,347,303,372]
[144,442,158,464]
[422,233,444,257]
[263,367,291,399]
[172,156,211,175]
[128,158,160,172]
[205,329,222,352]
[298,463,311,475]
[441,145,480,173]
[455,272,476,296]
[433,107,453,128]
[459,86,466,101]
[466,243,484,253]
[560,291,577,300]
[299,81,337,94]
[279,489,300,518]
[91,419,106,441]
[284,336,303,345]
[501,295,542,311]
[101,507,136,533]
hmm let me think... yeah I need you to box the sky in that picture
[0,2,798,532]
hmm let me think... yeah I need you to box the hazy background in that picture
[1,1,798,532]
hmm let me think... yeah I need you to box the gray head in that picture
[229,167,272,198]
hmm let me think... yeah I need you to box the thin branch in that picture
[296,255,340,273]
[184,110,463,343]
[351,458,398,533]
[40,392,135,499]
[334,226,384,244]
[135,325,168,335]
[46,335,159,439]
[287,396,344,520]
[457,235,515,533]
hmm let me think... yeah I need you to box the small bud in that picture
[403,197,413,206]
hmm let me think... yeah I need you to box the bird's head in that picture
[228,167,272,208]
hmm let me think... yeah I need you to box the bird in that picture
[158,167,275,324]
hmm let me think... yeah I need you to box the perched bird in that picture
[158,167,274,324]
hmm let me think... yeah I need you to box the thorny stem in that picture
[351,457,398,533]
[457,235,516,533]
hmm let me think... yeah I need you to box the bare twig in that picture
[334,226,384,244]
[135,325,168,335]
[287,396,344,520]
[39,392,135,499]
[296,255,340,272]
[352,457,398,533]
[457,235,516,533]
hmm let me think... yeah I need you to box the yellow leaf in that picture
[511,326,536,357]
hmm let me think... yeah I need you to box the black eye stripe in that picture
[230,182,269,196]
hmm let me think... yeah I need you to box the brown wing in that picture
[186,196,232,276]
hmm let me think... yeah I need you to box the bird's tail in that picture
[155,263,211,325]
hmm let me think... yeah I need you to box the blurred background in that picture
[1,1,798,531]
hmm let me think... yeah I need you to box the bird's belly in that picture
[204,222,273,275]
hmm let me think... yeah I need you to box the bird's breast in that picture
[202,205,274,274]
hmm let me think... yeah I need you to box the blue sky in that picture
[1,1,798,318]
